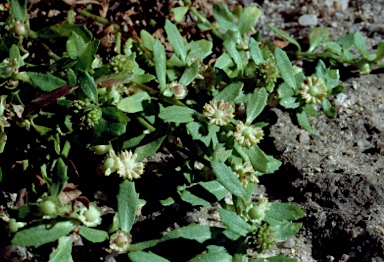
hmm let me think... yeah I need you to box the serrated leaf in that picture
[49,236,73,262]
[153,39,167,90]
[117,180,138,233]
[135,135,166,162]
[78,226,108,243]
[275,48,296,90]
[160,224,211,243]
[129,251,170,262]
[78,70,97,103]
[186,40,213,61]
[322,99,336,118]
[308,27,329,52]
[246,88,268,124]
[117,91,151,113]
[66,31,88,59]
[158,105,196,123]
[213,3,235,32]
[219,209,253,237]
[268,25,301,52]
[165,20,186,63]
[211,161,246,199]
[214,82,243,103]
[11,220,76,248]
[238,6,261,35]
[27,72,67,92]
[179,61,199,87]
[296,110,318,135]
[249,38,264,65]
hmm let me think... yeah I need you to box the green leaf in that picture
[279,97,300,109]
[49,22,92,42]
[353,31,370,59]
[244,144,281,174]
[238,6,261,35]
[129,239,161,252]
[49,236,73,262]
[172,6,189,23]
[181,190,211,207]
[117,180,138,233]
[153,39,167,90]
[198,181,228,202]
[160,197,175,206]
[302,104,318,117]
[131,73,156,84]
[135,135,166,162]
[158,105,196,123]
[95,72,134,87]
[10,0,27,21]
[140,30,155,52]
[122,133,146,149]
[249,38,264,64]
[129,251,170,262]
[190,251,232,262]
[246,88,267,124]
[374,42,384,62]
[276,82,294,99]
[165,20,186,63]
[78,70,97,103]
[214,82,243,103]
[10,44,24,67]
[219,209,253,237]
[78,226,108,243]
[213,3,235,31]
[214,53,234,72]
[211,161,246,199]
[12,220,76,248]
[296,110,318,135]
[308,27,329,52]
[50,157,68,198]
[267,255,298,262]
[160,224,211,243]
[179,61,199,87]
[224,30,243,74]
[268,25,301,52]
[274,48,296,90]
[323,41,342,55]
[117,92,151,113]
[66,32,88,59]
[322,99,337,118]
[186,122,219,147]
[75,39,99,71]
[186,40,213,61]
[27,72,67,92]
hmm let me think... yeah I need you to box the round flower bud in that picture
[40,199,57,216]
[109,230,132,253]
[90,144,112,155]
[300,76,328,104]
[9,218,27,233]
[233,121,264,147]
[245,223,275,253]
[170,82,188,99]
[13,21,29,37]
[203,100,234,126]
[78,203,102,227]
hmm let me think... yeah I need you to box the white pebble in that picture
[298,14,318,26]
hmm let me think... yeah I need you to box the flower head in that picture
[233,121,264,147]
[110,54,135,73]
[203,100,234,126]
[117,150,145,180]
[109,230,132,253]
[170,82,188,99]
[300,75,328,104]
[78,203,102,227]
[233,161,259,187]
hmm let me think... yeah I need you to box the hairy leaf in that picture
[117,180,138,233]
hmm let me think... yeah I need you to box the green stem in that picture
[135,115,156,133]
[115,32,122,54]
[290,51,354,65]
[67,9,75,24]
[41,43,61,61]
[79,9,120,31]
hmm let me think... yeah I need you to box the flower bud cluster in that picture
[245,223,276,253]
[110,54,135,73]
[71,100,101,129]
[256,61,279,92]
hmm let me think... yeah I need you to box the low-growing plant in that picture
[0,1,382,261]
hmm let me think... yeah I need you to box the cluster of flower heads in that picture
[202,100,264,148]
[101,149,145,180]
[70,99,101,129]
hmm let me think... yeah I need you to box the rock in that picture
[298,14,318,26]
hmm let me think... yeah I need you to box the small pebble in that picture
[298,14,318,26]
